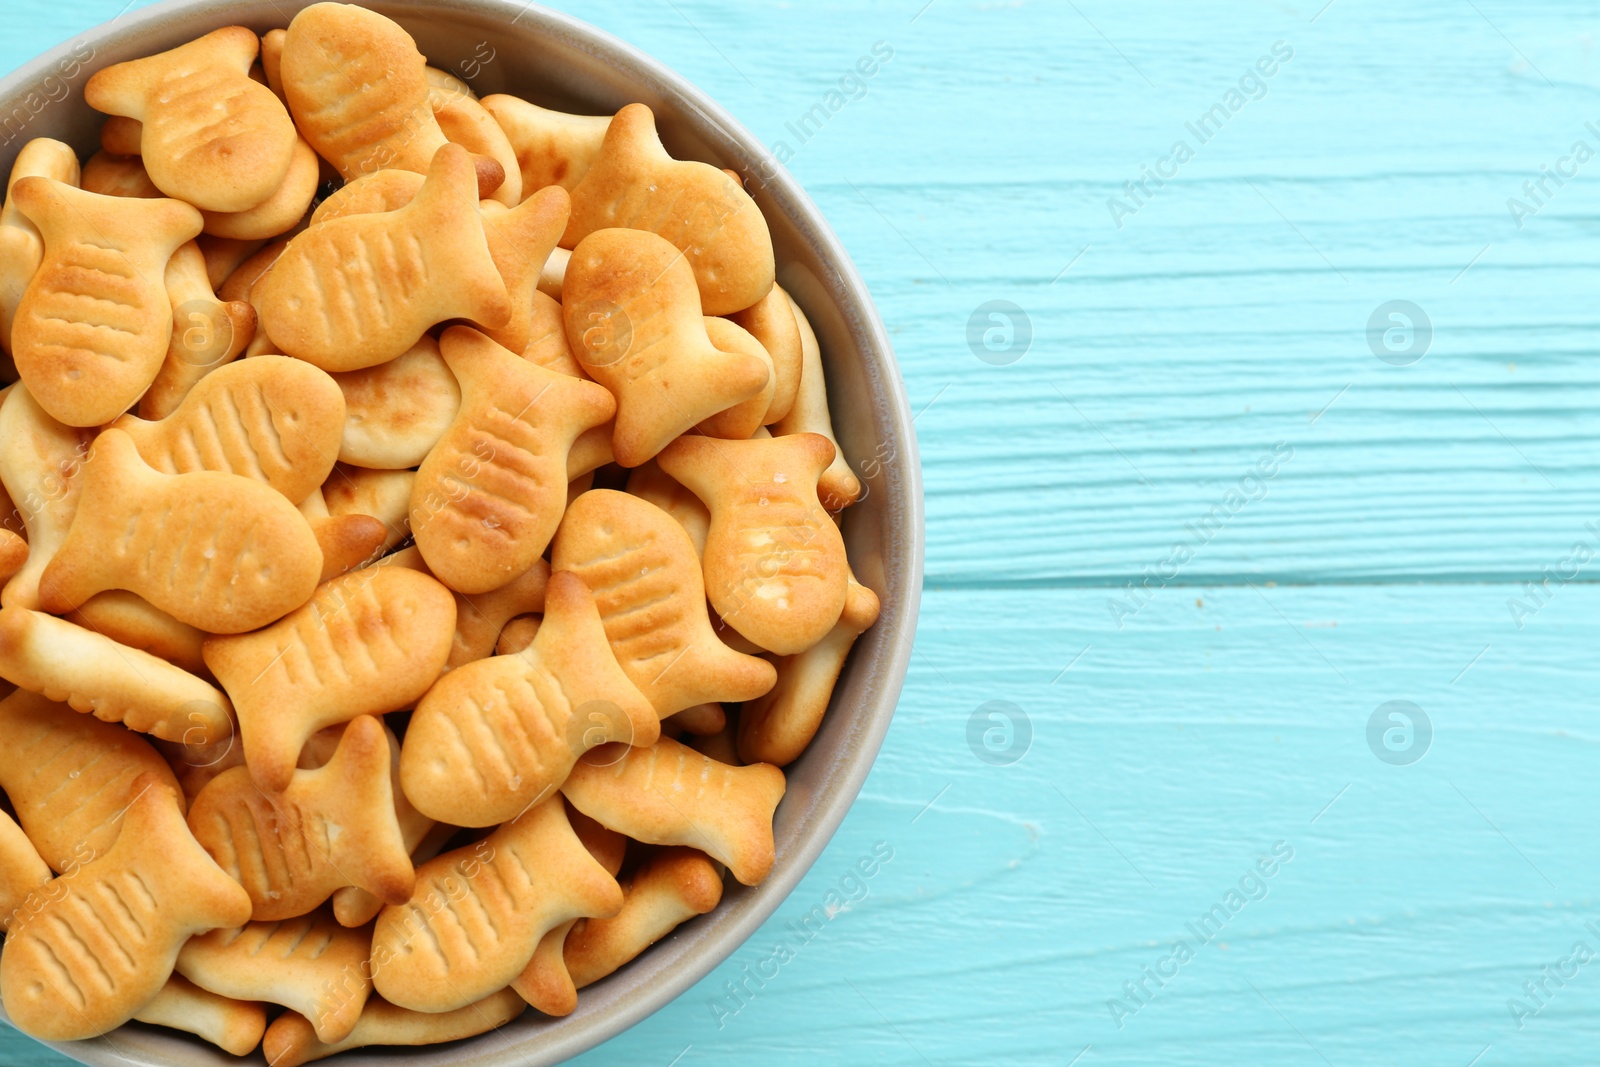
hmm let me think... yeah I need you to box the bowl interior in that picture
[0,2,922,1064]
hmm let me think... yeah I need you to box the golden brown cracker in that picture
[481,94,610,194]
[115,340,342,504]
[329,335,460,469]
[64,591,208,676]
[86,26,297,212]
[130,974,267,1057]
[1,776,252,1041]
[0,139,81,356]
[113,337,344,502]
[731,282,803,425]
[510,804,627,1014]
[10,178,202,426]
[563,736,785,886]
[178,911,373,1044]
[564,846,723,988]
[553,489,775,716]
[262,988,526,1067]
[400,570,658,826]
[203,566,454,791]
[256,144,510,370]
[0,686,184,874]
[329,720,438,928]
[564,227,769,466]
[564,103,773,315]
[188,715,414,919]
[371,797,622,1012]
[410,326,613,594]
[38,428,323,632]
[0,607,233,744]
[281,4,449,181]
[138,239,255,421]
[775,293,861,508]
[658,431,848,654]
[740,571,879,765]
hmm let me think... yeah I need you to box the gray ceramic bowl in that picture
[0,1,922,1064]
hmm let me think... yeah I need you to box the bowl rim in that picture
[0,1,925,1064]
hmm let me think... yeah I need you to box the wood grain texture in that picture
[6,0,1600,1065]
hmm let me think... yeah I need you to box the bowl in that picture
[0,1,923,1064]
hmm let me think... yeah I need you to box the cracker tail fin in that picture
[119,772,253,929]
[412,145,511,331]
[543,797,624,921]
[511,922,579,1016]
[323,716,416,905]
[35,429,151,614]
[261,1010,328,1067]
[486,184,571,279]
[539,571,659,751]
[721,761,786,886]
[86,28,260,117]
[562,104,662,246]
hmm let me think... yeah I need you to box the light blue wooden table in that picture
[7,0,1600,1064]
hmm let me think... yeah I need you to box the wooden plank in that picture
[10,581,1582,1065]
[550,0,1600,585]
[566,583,1600,1065]
[8,1,1596,584]
[1,3,1598,1067]
[578,0,1600,586]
